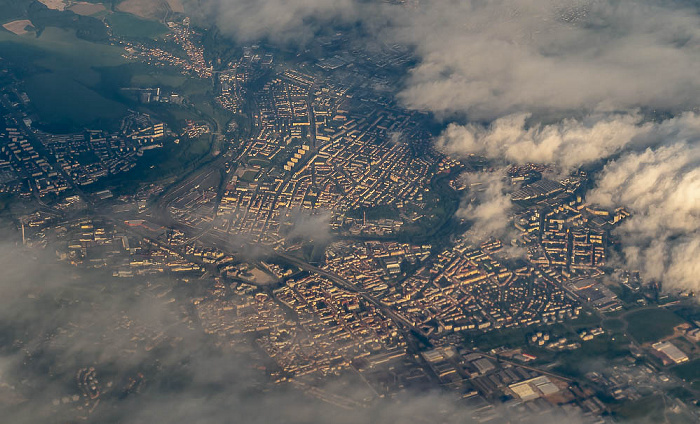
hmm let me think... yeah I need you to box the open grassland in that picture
[131,71,187,88]
[114,0,185,21]
[0,0,36,24]
[614,395,667,422]
[671,359,700,384]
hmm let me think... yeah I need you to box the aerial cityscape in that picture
[0,1,699,423]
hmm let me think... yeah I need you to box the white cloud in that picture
[285,210,333,243]
[457,170,514,241]
[199,0,700,120]
[199,0,368,44]
[588,141,700,291]
[395,0,700,120]
[443,113,700,291]
[436,113,652,169]
[436,111,700,169]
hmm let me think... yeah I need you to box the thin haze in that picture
[0,241,604,423]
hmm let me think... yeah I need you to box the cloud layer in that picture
[436,111,700,168]
[197,0,700,120]
[457,170,514,241]
[589,139,700,292]
[195,0,370,44]
[395,0,700,120]
[436,113,650,169]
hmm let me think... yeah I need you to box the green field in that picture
[94,62,192,105]
[0,0,108,39]
[0,0,31,23]
[568,310,603,329]
[24,73,127,131]
[614,395,667,422]
[131,71,187,88]
[0,27,126,82]
[106,12,169,39]
[671,359,700,384]
[552,336,631,378]
[468,327,528,350]
[626,308,685,344]
[0,27,130,131]
[672,305,700,324]
[602,318,625,332]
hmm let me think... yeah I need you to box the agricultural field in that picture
[2,19,35,35]
[131,71,187,88]
[68,2,107,16]
[36,0,68,11]
[0,26,126,79]
[165,0,185,13]
[106,11,169,39]
[116,0,182,20]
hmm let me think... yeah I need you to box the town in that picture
[0,6,698,424]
